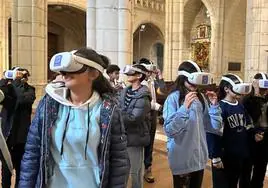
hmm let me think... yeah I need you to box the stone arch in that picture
[133,23,164,65]
[47,4,86,80]
[184,0,215,22]
[133,20,164,38]
[133,22,164,39]
[184,0,228,81]
[133,6,165,38]
[47,0,86,11]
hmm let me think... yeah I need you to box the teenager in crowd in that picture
[242,73,268,188]
[119,64,151,188]
[19,48,129,188]
[215,73,252,188]
[138,58,165,183]
[163,60,222,188]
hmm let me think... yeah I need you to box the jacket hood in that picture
[45,83,101,109]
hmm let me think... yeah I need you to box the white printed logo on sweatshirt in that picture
[227,114,246,131]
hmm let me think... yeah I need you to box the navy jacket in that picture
[18,94,130,188]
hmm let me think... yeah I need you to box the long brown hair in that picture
[172,61,205,110]
[74,47,115,97]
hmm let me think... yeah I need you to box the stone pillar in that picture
[210,0,224,82]
[12,0,47,99]
[0,0,8,75]
[244,0,268,81]
[164,0,184,81]
[87,0,132,68]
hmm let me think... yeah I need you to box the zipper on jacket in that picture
[194,101,202,169]
[99,105,115,188]
[39,98,47,188]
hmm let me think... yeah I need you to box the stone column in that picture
[164,0,184,81]
[87,0,132,68]
[244,0,268,81]
[0,0,8,75]
[210,0,224,82]
[12,0,47,99]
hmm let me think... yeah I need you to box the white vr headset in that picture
[4,67,21,80]
[122,65,148,75]
[221,75,252,95]
[258,80,268,89]
[255,73,268,89]
[140,63,157,72]
[50,51,105,73]
[178,60,213,85]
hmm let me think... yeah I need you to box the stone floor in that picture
[143,125,268,188]
[5,124,268,188]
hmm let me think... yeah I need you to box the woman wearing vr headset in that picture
[18,47,129,188]
[163,60,222,188]
[212,74,253,188]
[242,73,268,188]
[119,64,151,188]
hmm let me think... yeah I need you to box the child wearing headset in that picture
[119,64,151,188]
[242,73,268,188]
[214,73,253,188]
[138,58,165,183]
[163,60,222,188]
[18,48,129,188]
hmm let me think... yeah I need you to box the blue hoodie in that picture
[163,91,222,175]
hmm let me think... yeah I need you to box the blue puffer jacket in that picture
[18,93,130,188]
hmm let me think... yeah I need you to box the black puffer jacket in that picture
[0,79,17,139]
[119,85,151,147]
[8,79,36,146]
[18,94,130,188]
[242,95,268,125]
[242,94,268,159]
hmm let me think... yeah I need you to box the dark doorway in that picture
[48,32,59,81]
[155,43,164,72]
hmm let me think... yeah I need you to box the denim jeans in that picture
[127,147,144,188]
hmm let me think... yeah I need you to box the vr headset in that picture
[49,51,105,73]
[4,67,22,80]
[122,65,148,75]
[255,73,268,89]
[258,80,268,88]
[177,60,213,86]
[140,63,157,72]
[221,75,252,95]
[178,71,213,85]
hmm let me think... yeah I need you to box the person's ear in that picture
[88,69,100,81]
[137,73,142,79]
[224,86,229,93]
